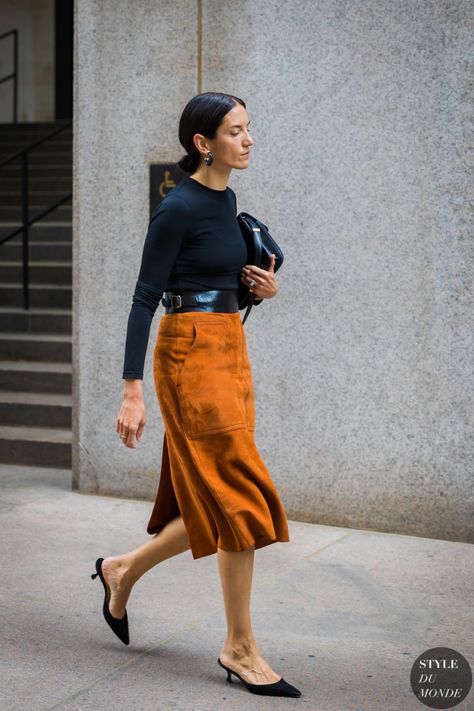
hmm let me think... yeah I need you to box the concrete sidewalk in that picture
[1,463,472,711]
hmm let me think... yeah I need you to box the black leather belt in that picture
[161,289,239,314]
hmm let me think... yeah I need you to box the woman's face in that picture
[195,104,254,169]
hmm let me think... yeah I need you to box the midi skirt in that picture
[146,310,290,560]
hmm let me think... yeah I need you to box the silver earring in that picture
[204,151,213,167]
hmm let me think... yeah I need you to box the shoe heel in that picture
[217,658,233,683]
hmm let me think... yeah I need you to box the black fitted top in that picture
[122,175,250,380]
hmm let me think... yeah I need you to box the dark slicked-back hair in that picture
[178,91,246,174]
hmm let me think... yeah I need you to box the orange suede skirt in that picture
[146,310,290,560]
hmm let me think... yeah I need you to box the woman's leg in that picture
[101,515,190,619]
[217,545,282,685]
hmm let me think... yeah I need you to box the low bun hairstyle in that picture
[178,151,200,174]
[177,91,246,174]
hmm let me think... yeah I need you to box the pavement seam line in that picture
[42,619,207,711]
[254,531,354,588]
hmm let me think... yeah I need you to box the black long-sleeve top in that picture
[122,175,252,380]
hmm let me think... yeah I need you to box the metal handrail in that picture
[0,120,73,309]
[0,195,72,245]
[0,29,18,123]
[0,119,72,169]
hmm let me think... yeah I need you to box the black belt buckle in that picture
[170,294,181,308]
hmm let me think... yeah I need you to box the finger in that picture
[249,282,265,296]
[245,264,272,278]
[242,271,261,285]
[268,254,276,272]
[120,422,130,445]
[136,422,145,442]
[242,265,266,277]
[242,277,261,292]
[128,424,138,448]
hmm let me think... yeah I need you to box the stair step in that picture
[0,242,72,261]
[0,121,72,130]
[0,207,71,222]
[0,191,71,206]
[0,154,72,166]
[0,331,72,341]
[0,262,72,285]
[0,166,72,177]
[0,259,72,265]
[0,143,71,150]
[0,178,72,191]
[0,389,72,404]
[0,146,72,158]
[0,283,72,308]
[0,140,71,150]
[0,205,71,213]
[0,331,72,362]
[1,218,72,228]
[0,307,71,334]
[0,225,71,241]
[0,424,71,442]
[0,358,71,371]
[0,390,71,428]
[0,359,71,393]
[0,127,71,135]
[0,424,71,468]
[0,150,71,161]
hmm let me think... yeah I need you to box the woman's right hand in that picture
[116,381,147,448]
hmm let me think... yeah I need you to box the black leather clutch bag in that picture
[237,211,284,325]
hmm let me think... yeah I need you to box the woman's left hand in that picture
[240,254,279,299]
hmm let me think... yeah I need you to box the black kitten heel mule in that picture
[91,557,130,645]
[217,657,302,697]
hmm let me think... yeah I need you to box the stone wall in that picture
[73,0,474,542]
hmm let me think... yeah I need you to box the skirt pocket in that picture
[154,327,195,377]
[176,320,247,439]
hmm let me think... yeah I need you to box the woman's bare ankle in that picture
[221,636,259,659]
[103,555,134,590]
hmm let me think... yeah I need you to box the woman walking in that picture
[92,92,302,698]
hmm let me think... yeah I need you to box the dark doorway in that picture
[55,0,74,119]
